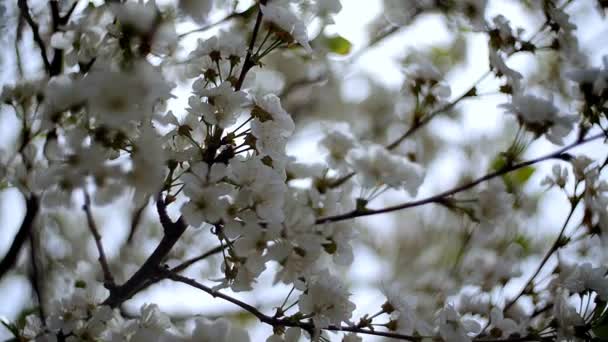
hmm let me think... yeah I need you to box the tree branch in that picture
[126,196,149,244]
[167,271,555,342]
[234,0,267,91]
[178,5,256,39]
[171,244,225,274]
[102,193,188,307]
[0,195,39,280]
[317,133,606,224]
[82,191,116,289]
[17,0,51,73]
[28,232,45,322]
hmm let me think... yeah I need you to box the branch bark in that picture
[102,193,188,307]
[317,133,606,224]
[83,191,116,289]
[167,271,555,342]
[0,195,39,280]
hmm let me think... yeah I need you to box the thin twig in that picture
[503,200,579,312]
[83,191,116,289]
[18,0,51,72]
[316,133,606,224]
[178,5,255,39]
[171,244,226,274]
[102,193,188,307]
[167,271,555,342]
[234,0,267,91]
[127,197,149,244]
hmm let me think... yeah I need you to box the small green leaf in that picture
[326,35,352,55]
[490,154,507,172]
[509,166,536,186]
[513,234,532,254]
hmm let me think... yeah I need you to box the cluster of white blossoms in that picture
[1,0,608,342]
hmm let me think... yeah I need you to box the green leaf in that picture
[513,234,532,254]
[509,166,536,187]
[326,35,352,55]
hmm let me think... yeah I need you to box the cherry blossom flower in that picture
[346,144,425,195]
[261,4,312,53]
[298,269,356,328]
[500,92,577,145]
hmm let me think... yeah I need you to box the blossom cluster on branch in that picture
[0,0,608,341]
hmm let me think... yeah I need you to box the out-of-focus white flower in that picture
[489,49,522,91]
[381,285,417,335]
[261,4,312,53]
[187,317,250,342]
[320,126,358,169]
[111,1,158,34]
[436,304,481,342]
[346,144,425,195]
[316,0,342,23]
[476,180,513,225]
[541,164,569,188]
[553,291,585,340]
[266,327,301,342]
[489,307,520,338]
[567,56,608,96]
[563,262,608,299]
[298,269,356,328]
[82,61,174,129]
[500,92,577,145]
[130,125,166,201]
[342,333,362,342]
[179,0,213,24]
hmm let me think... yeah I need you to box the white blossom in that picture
[563,263,608,300]
[187,317,250,342]
[436,304,481,342]
[179,0,213,24]
[298,269,356,328]
[347,144,425,195]
[500,92,577,145]
[193,81,249,128]
[261,4,312,53]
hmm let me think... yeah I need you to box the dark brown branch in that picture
[83,191,116,289]
[171,244,225,274]
[503,200,579,311]
[167,272,554,342]
[127,197,149,244]
[48,0,64,76]
[18,0,51,73]
[178,5,257,39]
[327,72,487,189]
[316,133,606,224]
[102,193,188,307]
[234,0,267,91]
[28,233,45,322]
[0,195,39,280]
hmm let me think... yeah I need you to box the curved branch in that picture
[0,195,39,280]
[178,7,254,39]
[317,133,606,225]
[18,0,51,73]
[171,244,225,274]
[102,194,188,307]
[83,191,116,289]
[167,272,554,342]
